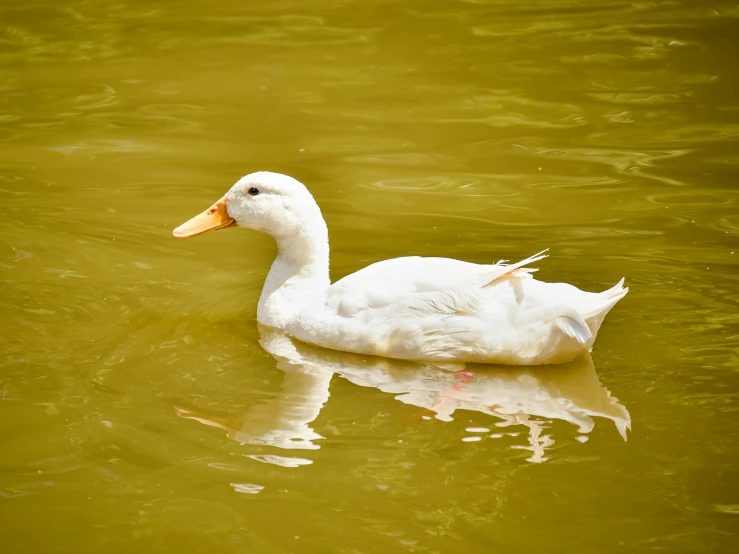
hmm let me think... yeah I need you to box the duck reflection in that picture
[176,326,630,463]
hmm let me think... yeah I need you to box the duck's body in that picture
[289,256,627,365]
[174,172,628,365]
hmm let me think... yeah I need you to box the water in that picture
[1,0,738,551]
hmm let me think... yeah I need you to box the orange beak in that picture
[172,195,237,239]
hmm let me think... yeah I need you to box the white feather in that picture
[196,172,629,365]
[557,315,593,344]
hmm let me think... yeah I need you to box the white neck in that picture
[257,219,330,328]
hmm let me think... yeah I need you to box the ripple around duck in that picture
[471,19,575,38]
[716,214,739,234]
[526,176,628,192]
[465,5,705,68]
[42,104,205,136]
[138,103,205,117]
[83,111,203,134]
[304,134,416,155]
[702,155,739,167]
[645,191,737,208]
[0,3,183,64]
[362,173,562,198]
[341,152,457,168]
[586,92,687,106]
[48,138,162,156]
[658,124,739,145]
[0,85,206,138]
[528,146,691,186]
[246,454,313,468]
[206,14,378,47]
[438,91,588,129]
[365,175,478,193]
[18,84,120,112]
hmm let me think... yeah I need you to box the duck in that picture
[173,171,628,365]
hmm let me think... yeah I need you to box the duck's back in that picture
[291,254,627,365]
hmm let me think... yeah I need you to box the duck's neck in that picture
[257,220,330,329]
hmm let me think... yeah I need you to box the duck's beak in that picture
[172,195,236,239]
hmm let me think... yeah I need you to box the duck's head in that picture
[173,171,323,239]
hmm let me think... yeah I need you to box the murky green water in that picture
[2,0,739,551]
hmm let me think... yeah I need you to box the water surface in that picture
[2,0,739,552]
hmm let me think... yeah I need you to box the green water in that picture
[2,0,739,551]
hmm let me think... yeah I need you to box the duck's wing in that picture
[315,250,599,360]
[325,251,548,319]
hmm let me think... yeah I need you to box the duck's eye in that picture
[248,187,260,196]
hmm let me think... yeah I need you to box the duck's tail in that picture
[581,278,629,337]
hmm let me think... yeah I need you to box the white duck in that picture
[173,172,628,365]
